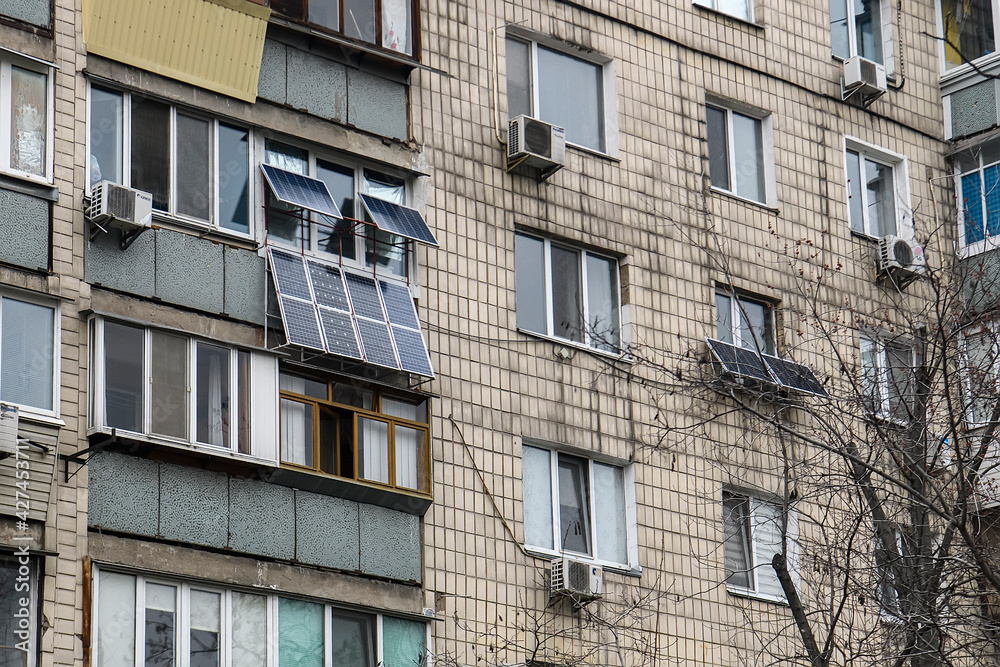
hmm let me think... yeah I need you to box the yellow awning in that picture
[83,0,270,103]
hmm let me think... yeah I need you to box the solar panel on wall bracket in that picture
[706,338,827,398]
[763,354,828,397]
[261,164,343,219]
[359,193,439,246]
[707,338,774,385]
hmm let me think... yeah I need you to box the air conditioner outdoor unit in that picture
[0,403,18,455]
[844,56,887,97]
[87,180,153,231]
[550,557,603,601]
[879,235,926,277]
[507,115,566,177]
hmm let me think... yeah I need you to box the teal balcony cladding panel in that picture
[0,188,49,272]
[87,452,423,583]
[1,0,50,27]
[951,80,998,139]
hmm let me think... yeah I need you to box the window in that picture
[514,232,621,353]
[0,295,57,415]
[706,103,772,205]
[694,0,752,22]
[961,325,1000,426]
[722,490,791,601]
[91,319,258,454]
[264,139,410,278]
[1,53,52,182]
[270,0,416,56]
[88,85,252,236]
[939,0,996,70]
[955,137,1000,252]
[831,0,885,63]
[93,567,427,667]
[0,554,38,667]
[506,36,613,154]
[845,145,901,237]
[279,368,431,495]
[860,335,919,421]
[874,531,911,618]
[715,291,775,356]
[522,445,637,569]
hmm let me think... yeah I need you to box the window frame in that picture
[843,138,910,239]
[521,443,639,572]
[514,231,624,354]
[277,367,432,496]
[860,334,920,422]
[0,51,54,184]
[937,0,1000,73]
[693,0,755,23]
[722,489,795,604]
[86,82,256,240]
[269,0,421,60]
[705,100,776,207]
[714,289,777,357]
[504,32,619,157]
[960,324,1000,427]
[0,552,39,667]
[830,0,894,67]
[953,137,1000,255]
[0,291,60,420]
[91,565,430,667]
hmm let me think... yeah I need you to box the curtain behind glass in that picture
[231,593,267,667]
[382,0,411,54]
[1,298,54,411]
[359,417,390,484]
[196,344,230,447]
[732,112,765,202]
[278,598,324,667]
[381,617,426,667]
[144,582,176,667]
[505,38,531,120]
[522,446,554,550]
[280,398,312,466]
[189,590,220,667]
[864,157,896,236]
[97,571,137,667]
[10,67,46,177]
[536,46,604,152]
[594,463,627,564]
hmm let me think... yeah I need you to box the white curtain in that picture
[208,355,224,447]
[360,417,390,484]
[232,593,267,667]
[594,463,627,564]
[97,572,137,667]
[280,399,310,466]
[394,425,419,489]
[751,499,786,600]
[381,0,409,54]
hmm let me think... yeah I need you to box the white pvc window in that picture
[0,295,57,415]
[694,0,753,21]
[860,335,918,421]
[706,104,773,205]
[845,144,906,237]
[522,444,636,569]
[723,490,792,602]
[831,0,884,62]
[715,291,776,356]
[939,0,997,70]
[961,325,1000,426]
[0,54,53,182]
[0,554,38,667]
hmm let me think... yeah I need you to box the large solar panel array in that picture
[268,248,434,377]
[262,164,343,219]
[707,338,826,397]
[360,194,439,246]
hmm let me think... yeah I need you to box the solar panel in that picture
[379,280,420,330]
[707,338,774,385]
[356,318,399,369]
[269,249,312,300]
[279,297,325,351]
[262,164,343,219]
[308,261,350,312]
[763,355,828,397]
[344,273,385,320]
[359,194,439,246]
[392,325,434,376]
[318,308,362,359]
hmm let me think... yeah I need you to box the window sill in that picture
[525,545,640,576]
[957,237,1000,259]
[0,170,57,201]
[940,51,1000,87]
[88,427,276,467]
[691,2,763,29]
[566,142,621,163]
[151,212,259,251]
[17,409,64,428]
[709,187,779,213]
[516,327,628,361]
[266,466,432,515]
[726,585,787,605]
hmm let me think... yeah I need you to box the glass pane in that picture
[131,97,171,211]
[196,343,230,448]
[189,590,220,667]
[10,66,46,176]
[722,492,752,589]
[144,582,176,667]
[278,598,324,667]
[382,395,426,422]
[962,171,985,245]
[231,592,267,667]
[330,381,372,409]
[394,424,426,491]
[865,157,896,237]
[886,342,913,420]
[381,617,426,667]
[557,454,592,555]
[316,160,356,259]
[536,45,604,152]
[0,558,24,667]
[738,298,774,355]
[854,0,882,62]
[382,0,411,54]
[281,372,328,400]
[986,164,1000,239]
[751,500,786,598]
[846,150,865,233]
[1,298,54,411]
[514,234,547,335]
[309,0,339,30]
[265,141,309,248]
[319,406,337,474]
[363,171,407,276]
[237,351,251,455]
[104,321,144,431]
[343,0,375,44]
[90,87,123,186]
[550,244,583,343]
[860,338,881,413]
[506,38,532,119]
[522,446,553,550]
[98,571,136,667]
[585,254,619,351]
[964,329,998,424]
[358,417,390,484]
[594,463,627,564]
[715,293,733,344]
[706,106,731,191]
[732,112,765,202]
[150,331,188,440]
[176,114,211,220]
[219,124,250,234]
[717,0,751,21]
[329,610,375,666]
[830,0,850,58]
[281,398,313,467]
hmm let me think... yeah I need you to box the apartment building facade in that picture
[0,0,995,666]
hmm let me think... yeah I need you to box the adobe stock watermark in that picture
[7,406,36,659]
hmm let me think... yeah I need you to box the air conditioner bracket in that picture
[120,226,147,251]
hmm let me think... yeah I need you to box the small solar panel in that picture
[279,297,325,351]
[269,249,312,300]
[393,325,434,376]
[345,273,385,320]
[763,355,828,397]
[308,262,350,312]
[262,164,343,219]
[707,338,774,385]
[360,194,439,247]
[356,318,399,369]
[379,280,420,330]
[318,308,362,359]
